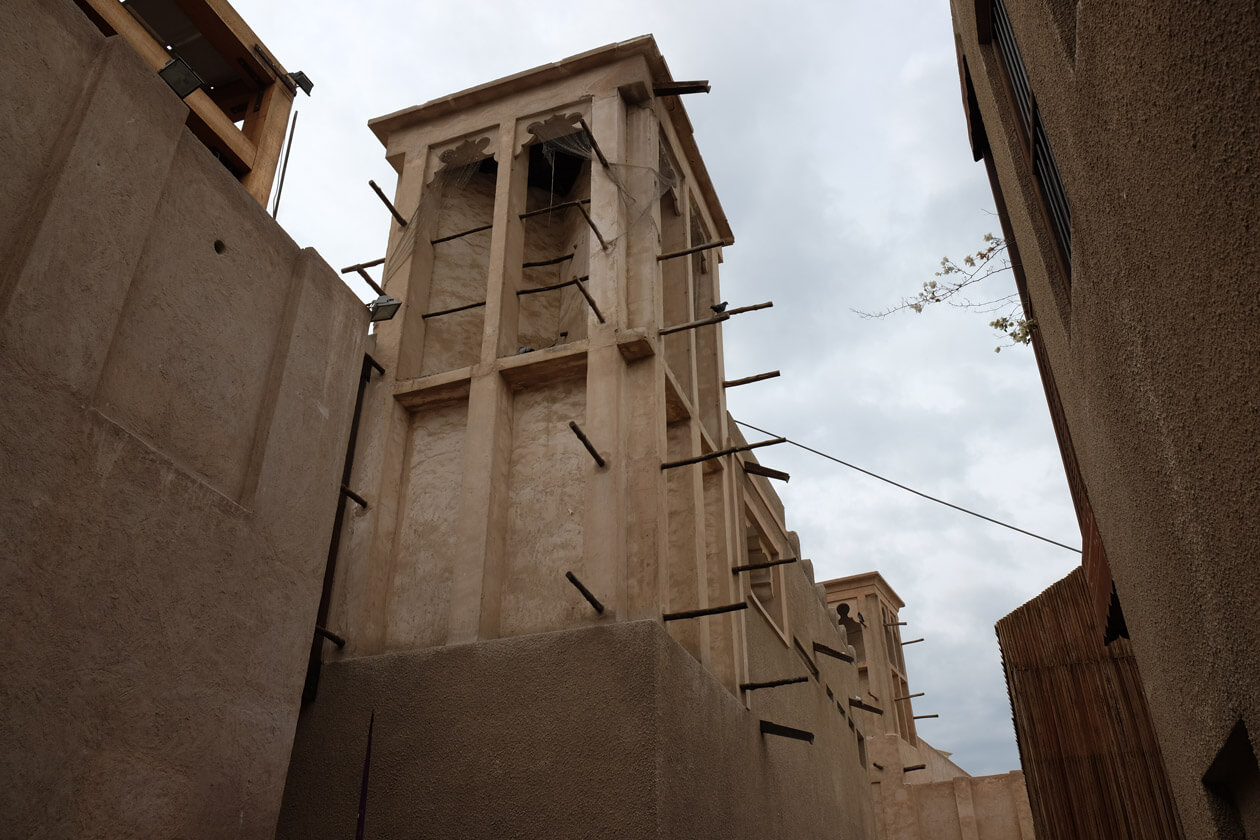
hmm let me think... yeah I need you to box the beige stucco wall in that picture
[282,39,880,837]
[279,619,874,840]
[951,1,1260,837]
[867,733,1035,840]
[0,2,368,837]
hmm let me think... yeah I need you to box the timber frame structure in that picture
[73,0,298,205]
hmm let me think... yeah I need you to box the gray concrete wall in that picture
[951,1,1260,837]
[0,2,368,837]
[278,620,874,840]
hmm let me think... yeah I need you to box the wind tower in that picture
[317,37,781,685]
[281,37,877,840]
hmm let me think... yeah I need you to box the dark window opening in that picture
[991,0,1072,281]
[1102,582,1129,644]
[839,606,866,665]
[528,138,586,197]
[1204,721,1260,840]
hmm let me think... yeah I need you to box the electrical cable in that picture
[734,419,1081,554]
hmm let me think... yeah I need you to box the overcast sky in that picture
[232,0,1081,775]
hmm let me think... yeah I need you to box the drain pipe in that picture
[303,353,383,702]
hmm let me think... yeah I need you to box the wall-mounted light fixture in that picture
[158,57,204,99]
[368,294,401,322]
[288,71,314,96]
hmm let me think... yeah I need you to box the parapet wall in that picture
[0,2,368,837]
[279,620,875,840]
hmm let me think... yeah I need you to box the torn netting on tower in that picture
[380,111,679,292]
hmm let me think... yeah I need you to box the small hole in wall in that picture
[214,240,226,254]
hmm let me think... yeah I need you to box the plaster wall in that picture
[285,40,882,836]
[420,166,495,376]
[279,620,875,840]
[323,40,761,669]
[869,735,1035,840]
[384,399,467,649]
[0,2,367,836]
[500,378,589,637]
[951,2,1260,837]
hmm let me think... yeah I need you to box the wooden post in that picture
[572,277,606,323]
[564,571,605,614]
[662,601,748,621]
[740,676,809,691]
[657,240,724,262]
[759,720,814,743]
[369,180,408,227]
[742,462,790,482]
[568,421,606,468]
[660,437,786,470]
[723,370,780,389]
[732,556,798,574]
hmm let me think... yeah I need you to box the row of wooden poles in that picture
[562,562,908,745]
[343,203,759,336]
[352,168,942,744]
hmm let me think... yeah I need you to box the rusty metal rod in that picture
[422,300,486,320]
[759,720,814,743]
[578,117,610,169]
[568,421,606,468]
[431,222,493,244]
[740,676,809,692]
[660,437,786,470]
[812,641,855,663]
[520,198,591,220]
[662,601,748,622]
[723,370,780,389]
[523,252,575,268]
[355,711,374,840]
[572,276,605,323]
[565,571,605,614]
[742,462,790,482]
[271,110,298,220]
[306,355,379,702]
[341,485,368,509]
[369,179,407,227]
[657,240,725,262]
[731,556,798,574]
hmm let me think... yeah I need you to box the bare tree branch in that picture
[854,233,1034,351]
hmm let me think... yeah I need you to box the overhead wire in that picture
[734,420,1081,554]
